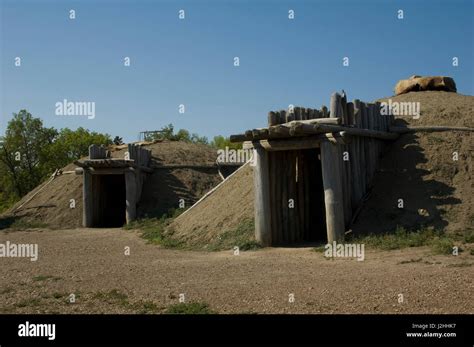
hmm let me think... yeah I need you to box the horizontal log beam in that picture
[230,118,342,142]
[252,132,349,151]
[291,123,399,140]
[389,126,474,134]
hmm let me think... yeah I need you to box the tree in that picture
[45,127,112,172]
[0,111,112,210]
[147,124,209,145]
[210,135,242,150]
[0,110,57,196]
[113,136,124,145]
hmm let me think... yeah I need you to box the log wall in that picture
[248,91,393,246]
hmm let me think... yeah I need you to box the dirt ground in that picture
[0,228,472,314]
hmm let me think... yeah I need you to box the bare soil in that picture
[0,228,472,314]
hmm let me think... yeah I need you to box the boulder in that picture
[394,75,457,95]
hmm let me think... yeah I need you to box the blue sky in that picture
[1,0,473,142]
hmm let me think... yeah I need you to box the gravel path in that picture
[0,228,472,314]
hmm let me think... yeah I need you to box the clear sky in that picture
[1,0,473,142]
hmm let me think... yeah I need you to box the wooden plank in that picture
[286,151,298,244]
[303,150,311,240]
[255,134,350,152]
[268,152,277,244]
[331,92,350,228]
[321,106,329,118]
[352,99,363,208]
[82,170,93,227]
[280,151,289,244]
[341,91,348,125]
[230,118,343,142]
[279,110,287,125]
[297,152,305,243]
[288,122,399,140]
[253,145,272,246]
[320,140,345,242]
[268,111,278,126]
[287,108,296,123]
[361,103,370,193]
[125,170,137,224]
[274,153,283,244]
[347,101,358,213]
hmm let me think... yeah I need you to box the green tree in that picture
[0,111,112,211]
[45,127,111,172]
[0,110,57,196]
[147,124,209,145]
[210,135,242,150]
[113,136,124,145]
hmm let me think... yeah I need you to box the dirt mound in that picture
[165,163,254,249]
[1,141,221,229]
[168,91,473,245]
[352,91,474,236]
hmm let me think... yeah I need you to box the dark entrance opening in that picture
[268,148,326,245]
[301,148,326,242]
[93,174,126,227]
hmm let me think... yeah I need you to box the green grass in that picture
[165,302,215,314]
[346,226,456,254]
[427,135,446,144]
[127,210,260,252]
[206,219,261,251]
[464,230,474,243]
[92,289,161,313]
[124,208,185,248]
[52,292,68,299]
[0,217,48,230]
[93,289,129,305]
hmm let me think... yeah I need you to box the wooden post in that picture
[320,140,345,243]
[82,169,93,227]
[125,169,137,224]
[253,145,272,246]
[320,92,346,242]
[353,99,364,206]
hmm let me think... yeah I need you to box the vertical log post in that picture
[253,144,272,246]
[125,169,137,224]
[321,93,345,243]
[82,169,93,227]
[321,141,345,243]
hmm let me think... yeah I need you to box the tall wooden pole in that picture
[320,140,345,243]
[320,92,345,243]
[82,169,93,227]
[125,169,137,224]
[253,145,272,246]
